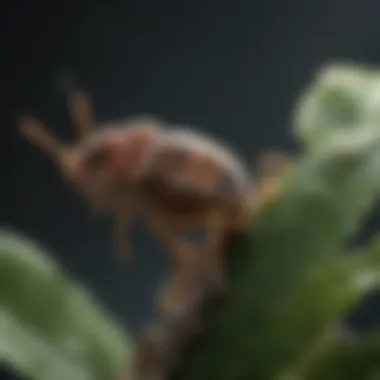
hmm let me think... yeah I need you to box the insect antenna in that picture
[66,90,94,140]
[113,209,134,264]
[18,116,82,180]
[18,117,65,159]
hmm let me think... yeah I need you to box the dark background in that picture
[2,0,380,377]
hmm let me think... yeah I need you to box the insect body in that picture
[19,91,291,380]
[19,103,166,258]
[148,128,254,227]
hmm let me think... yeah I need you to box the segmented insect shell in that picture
[156,125,253,200]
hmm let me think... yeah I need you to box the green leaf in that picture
[0,229,131,380]
[305,334,380,380]
[0,308,90,380]
[175,66,380,380]
[7,64,380,380]
[276,248,380,379]
[294,63,380,150]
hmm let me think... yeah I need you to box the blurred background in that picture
[2,0,380,377]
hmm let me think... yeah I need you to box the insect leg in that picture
[153,208,228,296]
[66,90,94,139]
[112,200,137,265]
[146,206,207,323]
[201,208,229,294]
[193,170,238,294]
[125,269,212,380]
[149,201,228,294]
[121,322,169,380]
[147,207,190,267]
[125,211,223,380]
[252,150,294,213]
[255,150,293,179]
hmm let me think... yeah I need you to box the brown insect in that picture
[18,90,292,380]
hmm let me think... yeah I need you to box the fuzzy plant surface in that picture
[2,63,380,380]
